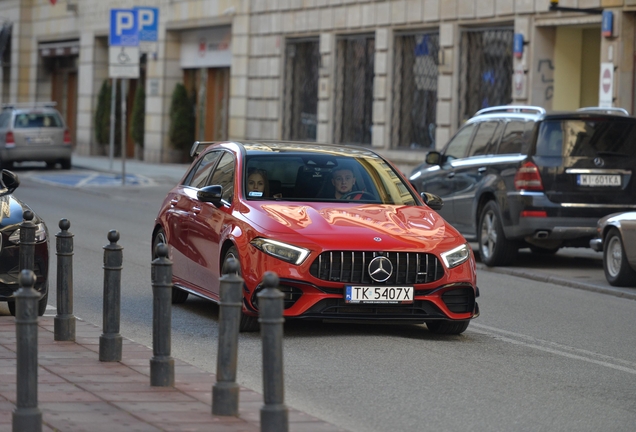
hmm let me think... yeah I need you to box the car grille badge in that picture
[368,256,393,282]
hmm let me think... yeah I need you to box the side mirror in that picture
[1,169,20,194]
[425,151,441,165]
[421,192,444,211]
[197,185,223,207]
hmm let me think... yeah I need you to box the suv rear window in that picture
[536,119,636,157]
[14,112,64,128]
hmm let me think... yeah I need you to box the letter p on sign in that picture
[109,9,139,47]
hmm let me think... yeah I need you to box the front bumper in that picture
[244,279,478,323]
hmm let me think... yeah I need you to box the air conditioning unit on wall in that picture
[67,1,78,14]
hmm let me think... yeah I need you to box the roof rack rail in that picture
[2,101,57,110]
[474,105,546,116]
[576,106,629,116]
[190,140,217,157]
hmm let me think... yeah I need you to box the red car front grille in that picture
[309,251,444,284]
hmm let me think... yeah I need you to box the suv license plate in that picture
[577,174,621,187]
[345,286,414,304]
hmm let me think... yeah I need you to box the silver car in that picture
[590,212,636,287]
[0,102,72,169]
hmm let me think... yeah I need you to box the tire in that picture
[153,228,189,304]
[603,228,636,287]
[61,158,71,170]
[38,290,48,316]
[426,320,470,335]
[477,201,518,266]
[223,246,259,333]
[7,289,47,317]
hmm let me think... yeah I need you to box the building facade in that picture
[0,0,633,173]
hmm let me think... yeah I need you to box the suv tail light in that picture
[63,129,72,145]
[5,131,14,148]
[514,162,543,191]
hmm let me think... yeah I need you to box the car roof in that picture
[467,105,635,124]
[192,140,381,158]
[2,102,60,114]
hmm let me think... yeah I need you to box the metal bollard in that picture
[212,258,242,416]
[54,219,76,341]
[150,243,174,386]
[12,269,42,432]
[258,272,288,432]
[19,210,35,273]
[99,230,123,362]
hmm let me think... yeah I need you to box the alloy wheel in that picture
[480,210,497,260]
[606,235,623,278]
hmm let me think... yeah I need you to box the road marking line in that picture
[471,322,636,375]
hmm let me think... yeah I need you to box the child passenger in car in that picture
[247,169,282,198]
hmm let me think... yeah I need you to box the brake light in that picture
[63,129,71,145]
[514,162,543,191]
[5,131,14,148]
[520,210,547,218]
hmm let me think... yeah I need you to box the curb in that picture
[476,263,636,300]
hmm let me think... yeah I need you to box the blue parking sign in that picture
[109,9,138,47]
[135,7,159,42]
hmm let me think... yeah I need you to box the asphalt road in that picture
[6,165,636,432]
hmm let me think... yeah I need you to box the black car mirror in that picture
[425,151,441,165]
[197,185,223,207]
[421,192,444,211]
[1,169,20,195]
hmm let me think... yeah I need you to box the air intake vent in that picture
[309,251,444,284]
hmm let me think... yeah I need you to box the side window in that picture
[208,152,235,203]
[444,124,476,160]
[185,151,221,188]
[498,121,534,155]
[0,112,11,128]
[467,121,501,157]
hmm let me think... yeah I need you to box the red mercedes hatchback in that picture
[153,141,479,334]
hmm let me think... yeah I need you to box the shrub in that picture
[169,83,195,154]
[94,79,122,155]
[130,82,145,149]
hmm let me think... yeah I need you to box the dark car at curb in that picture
[0,169,49,315]
[409,105,636,267]
[154,141,479,335]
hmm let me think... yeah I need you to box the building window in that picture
[392,32,439,149]
[283,38,320,141]
[459,28,513,123]
[334,34,375,145]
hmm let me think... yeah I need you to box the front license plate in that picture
[577,174,621,187]
[345,286,414,304]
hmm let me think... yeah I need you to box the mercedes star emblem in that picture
[593,157,605,167]
[368,256,393,282]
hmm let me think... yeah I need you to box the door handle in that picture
[192,206,201,214]
[170,198,179,206]
[447,172,455,179]
[478,167,487,173]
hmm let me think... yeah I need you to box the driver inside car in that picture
[332,168,358,199]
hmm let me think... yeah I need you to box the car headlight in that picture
[250,238,310,265]
[8,223,47,244]
[440,243,470,269]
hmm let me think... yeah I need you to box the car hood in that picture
[240,202,460,249]
[0,194,34,231]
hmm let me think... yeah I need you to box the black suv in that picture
[409,105,636,266]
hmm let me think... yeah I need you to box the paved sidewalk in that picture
[0,315,345,432]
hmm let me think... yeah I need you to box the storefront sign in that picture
[180,26,232,68]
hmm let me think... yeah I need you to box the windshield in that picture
[536,119,636,157]
[244,153,418,205]
[14,112,64,128]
